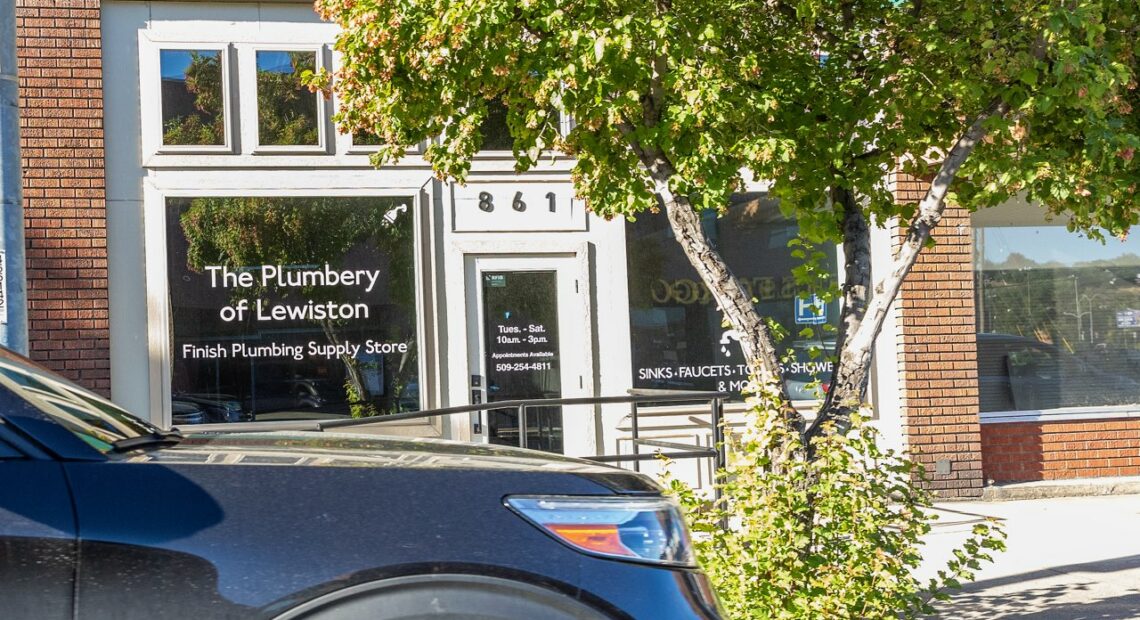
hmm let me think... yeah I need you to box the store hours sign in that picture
[452,183,585,232]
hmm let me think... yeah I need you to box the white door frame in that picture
[444,240,596,455]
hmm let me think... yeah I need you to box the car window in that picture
[0,353,159,453]
[1008,346,1058,378]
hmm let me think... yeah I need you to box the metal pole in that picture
[711,398,726,472]
[0,0,28,354]
[1074,275,1082,342]
[630,401,640,472]
[517,404,527,449]
[711,397,727,530]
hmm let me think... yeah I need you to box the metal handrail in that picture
[183,390,729,474]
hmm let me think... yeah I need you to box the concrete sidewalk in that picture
[919,494,1140,619]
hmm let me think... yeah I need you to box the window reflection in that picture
[625,193,839,400]
[160,49,225,146]
[0,357,156,451]
[482,271,563,453]
[166,197,419,422]
[975,223,1140,411]
[256,51,319,146]
[480,100,513,151]
[352,131,385,147]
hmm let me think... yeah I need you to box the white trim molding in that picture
[980,405,1140,425]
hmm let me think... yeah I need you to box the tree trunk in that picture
[642,170,801,430]
[619,87,1008,450]
[616,49,800,428]
[658,189,795,407]
[816,185,873,432]
[806,98,1011,441]
[320,318,371,412]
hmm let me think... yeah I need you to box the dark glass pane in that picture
[483,271,563,453]
[256,51,319,146]
[480,100,513,151]
[160,50,225,146]
[166,196,419,422]
[625,193,839,401]
[352,132,385,147]
[975,225,1140,411]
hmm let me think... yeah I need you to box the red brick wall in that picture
[15,0,110,394]
[981,419,1140,482]
[892,173,984,497]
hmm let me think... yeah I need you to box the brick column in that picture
[893,173,984,498]
[15,0,110,394]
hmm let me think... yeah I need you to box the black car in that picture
[244,378,350,418]
[173,392,250,423]
[0,349,720,619]
[171,399,208,425]
[977,333,1140,412]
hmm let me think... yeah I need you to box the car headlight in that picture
[505,495,696,567]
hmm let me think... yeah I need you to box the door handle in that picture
[470,389,483,434]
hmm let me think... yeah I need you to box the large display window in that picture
[626,193,840,401]
[165,196,419,422]
[974,206,1140,414]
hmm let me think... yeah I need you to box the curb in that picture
[980,477,1140,501]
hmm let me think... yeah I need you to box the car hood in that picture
[121,430,661,494]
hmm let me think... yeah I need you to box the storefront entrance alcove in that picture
[463,254,594,455]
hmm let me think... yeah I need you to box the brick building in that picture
[13,0,1140,496]
[15,0,109,393]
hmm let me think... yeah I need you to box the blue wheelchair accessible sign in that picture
[795,294,827,325]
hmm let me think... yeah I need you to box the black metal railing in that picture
[184,390,729,474]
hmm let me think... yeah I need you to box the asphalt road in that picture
[919,494,1140,619]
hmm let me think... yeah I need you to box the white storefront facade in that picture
[100,1,908,483]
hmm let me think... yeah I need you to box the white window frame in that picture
[139,35,236,156]
[340,121,422,156]
[469,102,570,161]
[973,200,1140,423]
[242,45,330,155]
[143,179,434,430]
[344,132,390,155]
[981,405,1140,425]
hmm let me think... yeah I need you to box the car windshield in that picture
[0,349,159,453]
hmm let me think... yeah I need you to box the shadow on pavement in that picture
[930,555,1140,619]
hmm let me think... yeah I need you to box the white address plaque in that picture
[452,183,587,232]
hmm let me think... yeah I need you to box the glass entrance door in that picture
[465,255,591,455]
[482,270,563,451]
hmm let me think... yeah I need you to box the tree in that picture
[164,49,321,146]
[256,51,321,145]
[162,51,224,145]
[311,0,1140,448]
[666,410,1004,619]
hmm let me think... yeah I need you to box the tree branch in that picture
[614,120,802,430]
[643,0,669,128]
[805,96,1011,441]
[817,185,871,417]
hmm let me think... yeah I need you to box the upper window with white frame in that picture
[159,49,228,148]
[144,41,235,154]
[253,49,324,150]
